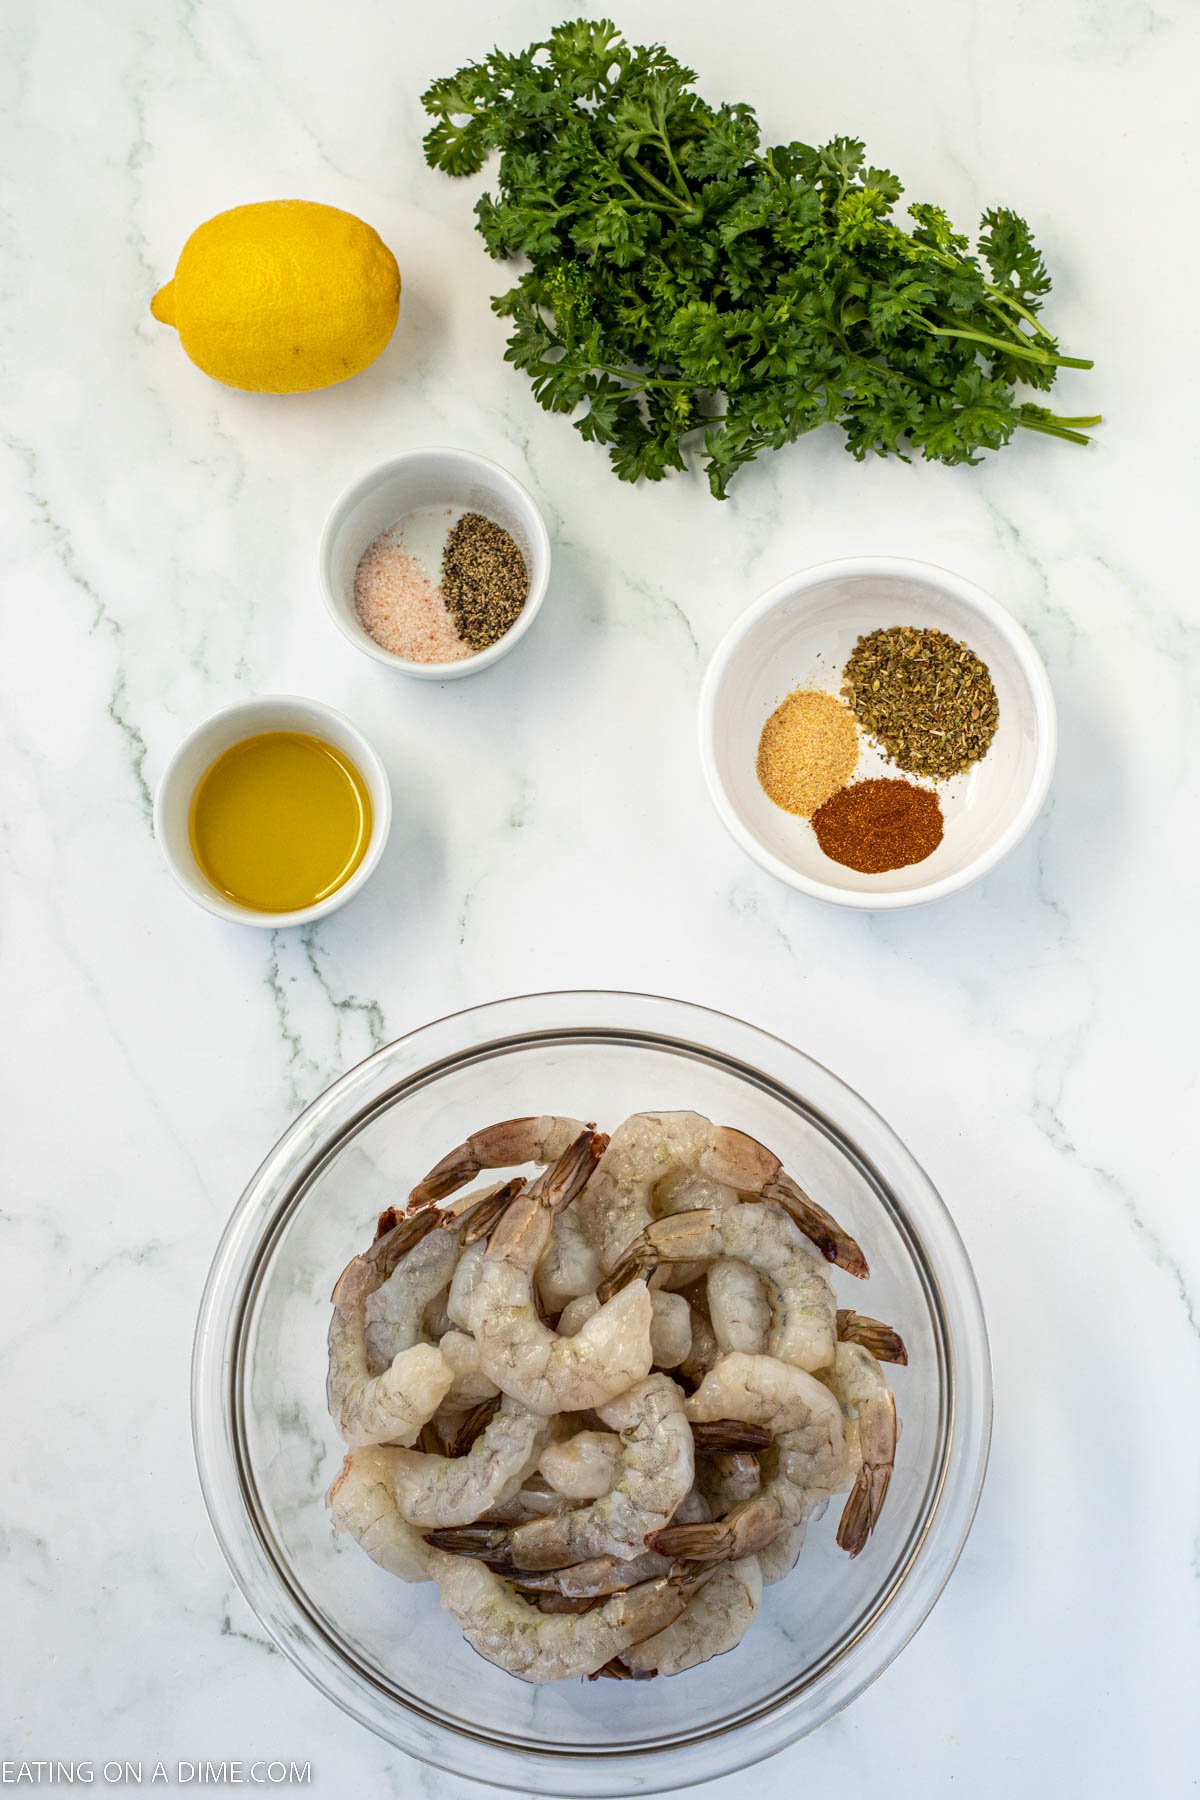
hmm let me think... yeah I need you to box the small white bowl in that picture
[154,695,392,927]
[698,556,1056,909]
[319,448,551,678]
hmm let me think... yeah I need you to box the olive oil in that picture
[189,731,372,913]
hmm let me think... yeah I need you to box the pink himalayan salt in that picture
[353,525,471,663]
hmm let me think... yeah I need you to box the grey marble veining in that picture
[1,0,1197,1793]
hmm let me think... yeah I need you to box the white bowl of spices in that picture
[319,448,551,678]
[699,556,1056,909]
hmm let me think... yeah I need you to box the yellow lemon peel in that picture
[151,200,400,393]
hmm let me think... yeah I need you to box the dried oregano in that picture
[841,626,999,780]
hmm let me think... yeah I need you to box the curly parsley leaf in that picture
[422,20,1099,495]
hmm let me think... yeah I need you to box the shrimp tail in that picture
[645,1521,731,1562]
[528,1128,607,1210]
[836,1309,908,1365]
[456,1178,527,1245]
[423,1525,516,1569]
[596,1242,657,1304]
[690,1419,773,1454]
[407,1118,542,1209]
[836,1462,893,1557]
[765,1175,869,1278]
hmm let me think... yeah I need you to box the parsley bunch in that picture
[423,19,1100,497]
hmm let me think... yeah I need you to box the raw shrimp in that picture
[622,1557,762,1676]
[431,1374,695,1571]
[328,1340,453,1451]
[328,1226,455,1447]
[707,1258,770,1356]
[649,1353,850,1563]
[602,1203,838,1373]
[364,1227,460,1370]
[556,1289,690,1368]
[697,1450,762,1518]
[328,1188,520,1448]
[357,1180,521,1373]
[328,1447,432,1583]
[470,1132,655,1414]
[537,1203,602,1312]
[649,1170,739,1288]
[511,1491,711,1600]
[578,1112,866,1277]
[648,1289,692,1369]
[423,1291,454,1341]
[822,1340,898,1556]
[516,1548,674,1599]
[556,1293,601,1336]
[447,1239,487,1331]
[428,1557,712,1684]
[438,1330,500,1410]
[539,1431,623,1500]
[408,1116,595,1211]
[479,1478,573,1525]
[336,1450,711,1683]
[364,1396,552,1529]
[757,1525,806,1585]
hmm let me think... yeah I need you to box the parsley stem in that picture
[624,152,692,212]
[921,321,1092,369]
[1015,412,1102,444]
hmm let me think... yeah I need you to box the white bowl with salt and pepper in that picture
[319,448,551,679]
[698,556,1057,909]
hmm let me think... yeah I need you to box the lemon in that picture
[151,200,400,393]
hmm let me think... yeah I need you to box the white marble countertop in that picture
[3,0,1197,1792]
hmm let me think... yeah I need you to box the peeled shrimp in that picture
[432,1374,695,1571]
[578,1111,866,1277]
[539,1431,623,1500]
[649,1353,850,1563]
[328,1447,433,1583]
[602,1203,838,1373]
[361,1396,552,1530]
[557,1288,690,1369]
[447,1239,487,1331]
[537,1203,602,1312]
[698,1449,762,1516]
[648,1289,692,1368]
[511,1491,710,1600]
[335,1185,514,1437]
[328,1226,455,1447]
[470,1133,655,1414]
[437,1330,501,1410]
[335,1449,709,1683]
[622,1557,762,1676]
[757,1525,806,1585]
[431,1555,712,1683]
[364,1226,460,1370]
[707,1258,771,1357]
[822,1340,898,1556]
[408,1116,594,1211]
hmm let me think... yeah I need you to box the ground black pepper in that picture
[441,512,529,651]
[811,778,943,873]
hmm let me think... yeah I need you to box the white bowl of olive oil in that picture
[154,696,391,927]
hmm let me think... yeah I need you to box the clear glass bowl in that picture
[193,993,991,1794]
